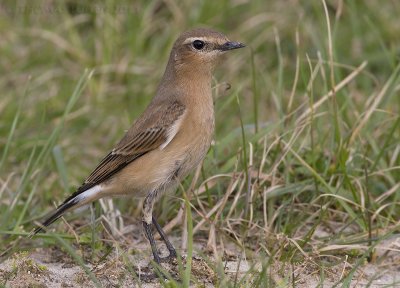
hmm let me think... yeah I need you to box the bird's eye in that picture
[192,40,205,50]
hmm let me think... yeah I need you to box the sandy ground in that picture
[1,236,399,287]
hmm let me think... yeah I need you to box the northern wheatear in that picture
[33,28,245,264]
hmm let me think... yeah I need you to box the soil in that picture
[1,236,399,287]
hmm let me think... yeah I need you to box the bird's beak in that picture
[220,41,246,51]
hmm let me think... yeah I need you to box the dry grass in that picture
[1,0,399,287]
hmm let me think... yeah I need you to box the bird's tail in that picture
[31,185,103,236]
[31,198,79,235]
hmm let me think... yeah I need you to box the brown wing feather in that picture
[63,100,185,203]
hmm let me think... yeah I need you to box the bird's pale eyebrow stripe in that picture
[182,37,214,45]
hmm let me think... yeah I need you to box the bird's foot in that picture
[158,249,177,263]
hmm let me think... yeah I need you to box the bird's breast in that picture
[172,102,215,178]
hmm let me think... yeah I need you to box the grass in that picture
[1,0,399,287]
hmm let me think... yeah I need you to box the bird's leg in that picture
[142,194,161,264]
[142,191,177,264]
[152,216,177,261]
[142,220,161,264]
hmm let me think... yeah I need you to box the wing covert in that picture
[66,100,185,199]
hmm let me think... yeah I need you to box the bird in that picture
[32,28,245,264]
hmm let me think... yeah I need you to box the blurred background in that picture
[0,0,399,285]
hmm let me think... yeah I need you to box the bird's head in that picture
[170,28,245,74]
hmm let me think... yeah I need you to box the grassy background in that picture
[0,0,399,286]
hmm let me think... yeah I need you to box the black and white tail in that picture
[31,185,103,235]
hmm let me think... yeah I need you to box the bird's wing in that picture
[62,100,186,203]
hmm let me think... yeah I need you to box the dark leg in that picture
[142,192,162,264]
[142,220,161,264]
[152,216,177,260]
[142,191,177,264]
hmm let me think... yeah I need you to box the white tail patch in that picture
[73,185,103,203]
